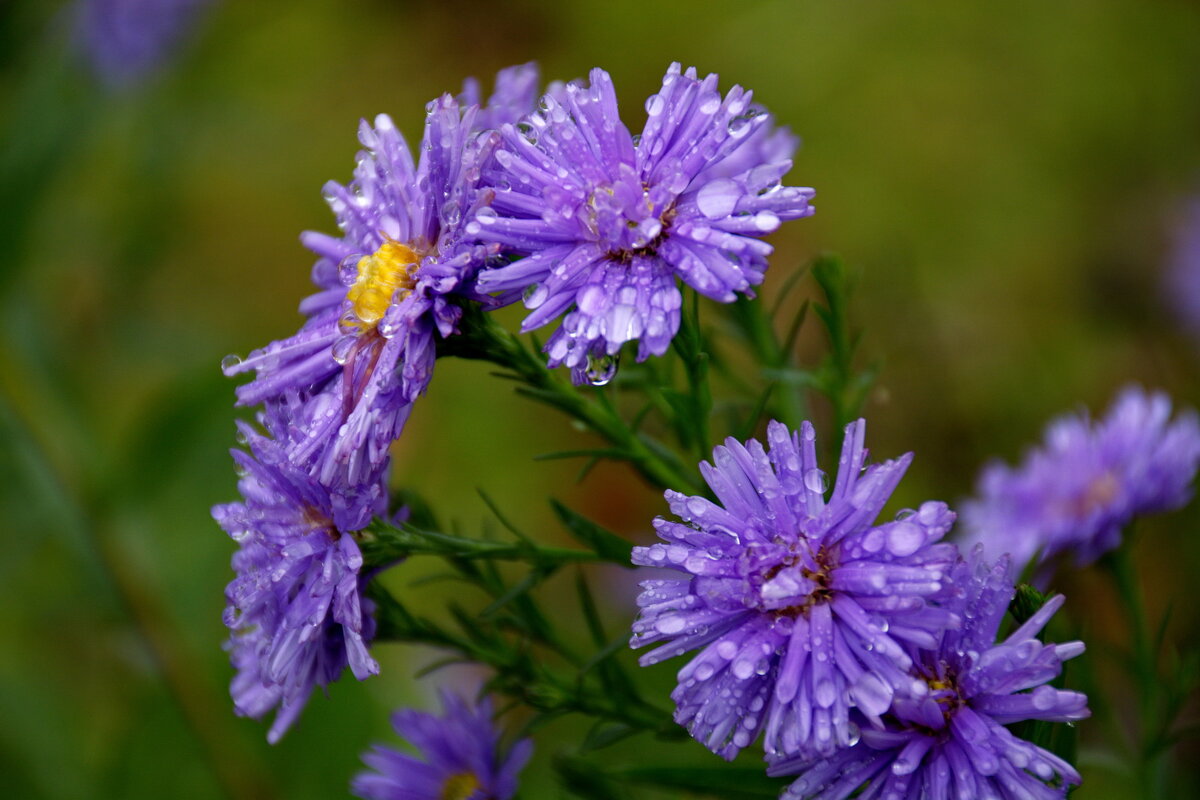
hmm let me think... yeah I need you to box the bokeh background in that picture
[2,0,1199,797]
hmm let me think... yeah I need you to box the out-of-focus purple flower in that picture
[630,419,958,760]
[962,386,1200,576]
[352,691,532,800]
[1165,196,1200,342]
[212,409,386,743]
[472,63,815,384]
[770,551,1089,800]
[459,62,541,132]
[222,96,499,487]
[75,0,210,87]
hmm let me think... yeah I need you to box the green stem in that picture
[728,294,807,430]
[441,305,705,495]
[369,585,677,736]
[1102,543,1161,791]
[359,519,617,568]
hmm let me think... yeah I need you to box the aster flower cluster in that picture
[203,57,1200,800]
[962,385,1200,577]
[215,64,545,742]
[630,419,1093,797]
[215,59,814,745]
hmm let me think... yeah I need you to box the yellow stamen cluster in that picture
[345,237,419,330]
[439,772,481,800]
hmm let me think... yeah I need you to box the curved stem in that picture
[440,304,705,495]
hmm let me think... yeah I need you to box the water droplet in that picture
[696,178,740,219]
[522,283,540,302]
[221,354,242,372]
[585,353,619,386]
[804,468,828,494]
[516,121,538,144]
[645,94,666,117]
[331,335,357,365]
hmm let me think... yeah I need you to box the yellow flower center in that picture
[345,237,420,330]
[439,772,481,800]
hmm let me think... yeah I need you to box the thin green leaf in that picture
[550,500,633,566]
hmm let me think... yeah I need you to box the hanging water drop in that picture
[585,353,619,386]
[221,354,242,372]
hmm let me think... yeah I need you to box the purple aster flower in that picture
[222,95,499,487]
[472,63,815,383]
[961,386,1200,576]
[212,408,386,743]
[75,0,210,87]
[769,550,1089,800]
[630,419,959,760]
[1165,195,1200,342]
[459,62,542,132]
[352,690,532,800]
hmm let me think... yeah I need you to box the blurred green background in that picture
[2,0,1198,797]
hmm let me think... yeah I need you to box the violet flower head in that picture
[459,62,542,132]
[75,0,210,87]
[962,386,1200,576]
[222,96,499,486]
[212,411,386,743]
[352,691,533,800]
[473,63,815,384]
[770,551,1089,799]
[630,419,959,760]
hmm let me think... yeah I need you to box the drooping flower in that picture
[961,386,1200,576]
[352,691,533,800]
[769,551,1089,800]
[222,94,499,487]
[212,408,386,743]
[74,0,211,87]
[459,62,542,132]
[630,419,959,760]
[472,63,815,384]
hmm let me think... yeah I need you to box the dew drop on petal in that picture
[886,522,925,557]
[696,178,740,220]
[804,468,829,494]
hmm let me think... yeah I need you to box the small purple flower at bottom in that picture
[213,414,386,743]
[353,691,533,800]
[769,551,1089,800]
[631,419,959,760]
[961,385,1200,576]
